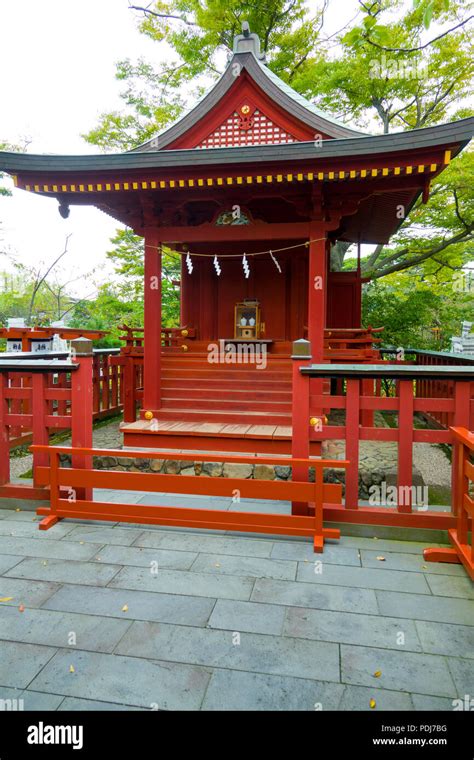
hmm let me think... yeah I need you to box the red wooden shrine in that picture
[1,24,473,453]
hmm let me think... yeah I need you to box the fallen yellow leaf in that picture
[15,508,21,513]
[0,597,13,603]
[122,604,128,612]
[69,665,75,674]
[370,698,376,709]
[374,670,382,678]
[376,556,386,561]
[18,604,25,613]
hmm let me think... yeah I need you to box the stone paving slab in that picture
[0,554,24,575]
[376,590,474,626]
[16,691,65,711]
[425,574,474,599]
[296,562,431,594]
[447,656,474,695]
[0,577,61,609]
[109,565,255,600]
[58,697,146,711]
[208,599,286,636]
[5,557,122,587]
[115,621,341,682]
[415,620,474,658]
[63,525,145,546]
[411,694,456,711]
[95,544,198,571]
[0,605,132,654]
[340,644,457,697]
[339,536,448,555]
[133,530,274,558]
[283,607,422,652]
[0,520,77,540]
[0,535,103,562]
[251,578,379,614]
[0,493,472,712]
[28,649,212,710]
[271,541,361,565]
[338,684,413,711]
[360,549,466,576]
[201,669,344,711]
[0,640,57,689]
[43,584,216,627]
[191,553,297,581]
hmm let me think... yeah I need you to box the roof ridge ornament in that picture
[233,21,266,61]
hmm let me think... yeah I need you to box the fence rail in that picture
[2,348,122,449]
[31,445,348,552]
[424,427,474,579]
[291,351,474,530]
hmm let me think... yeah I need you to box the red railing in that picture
[31,446,348,552]
[0,339,93,500]
[381,347,474,429]
[291,342,474,531]
[424,427,474,579]
[5,348,122,448]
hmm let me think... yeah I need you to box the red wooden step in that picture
[160,397,292,412]
[154,408,292,425]
[160,386,292,402]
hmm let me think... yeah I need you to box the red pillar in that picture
[0,372,10,486]
[143,231,162,412]
[71,338,93,502]
[291,339,311,516]
[307,223,327,362]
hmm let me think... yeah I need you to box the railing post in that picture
[31,373,49,487]
[360,378,374,427]
[345,377,360,509]
[0,372,10,486]
[291,339,311,516]
[451,381,471,515]
[397,379,414,512]
[71,338,93,501]
[123,356,136,423]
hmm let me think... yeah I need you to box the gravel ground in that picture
[9,419,122,480]
[413,442,451,489]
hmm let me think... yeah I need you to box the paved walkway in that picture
[0,492,472,711]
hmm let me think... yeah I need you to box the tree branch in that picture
[363,15,474,53]
[372,226,474,279]
[128,4,198,27]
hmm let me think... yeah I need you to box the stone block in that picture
[222,463,253,479]
[254,464,275,480]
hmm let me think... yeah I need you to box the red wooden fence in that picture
[0,338,93,500]
[291,340,474,531]
[31,446,348,552]
[5,348,122,449]
[424,427,474,579]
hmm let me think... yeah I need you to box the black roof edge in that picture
[0,117,472,174]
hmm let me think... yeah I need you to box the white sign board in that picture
[30,339,53,353]
[6,340,22,353]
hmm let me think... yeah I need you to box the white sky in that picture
[0,0,164,297]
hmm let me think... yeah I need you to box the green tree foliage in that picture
[68,229,181,338]
[84,1,474,285]
[362,267,474,350]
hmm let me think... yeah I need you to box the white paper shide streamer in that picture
[213,255,222,276]
[186,252,193,274]
[242,253,250,279]
[269,249,282,273]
